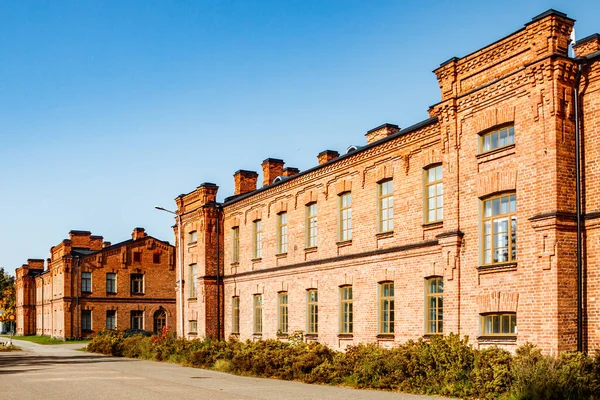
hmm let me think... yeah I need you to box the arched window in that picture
[153,309,167,333]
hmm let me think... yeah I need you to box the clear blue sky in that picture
[1,0,598,273]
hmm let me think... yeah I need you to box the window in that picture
[232,227,239,263]
[253,294,263,334]
[133,252,141,262]
[189,264,198,298]
[253,220,262,259]
[81,310,92,331]
[482,193,517,265]
[106,310,116,330]
[278,292,288,334]
[81,272,91,293]
[425,165,443,223]
[339,193,352,241]
[481,313,517,336]
[277,213,288,254]
[130,310,144,330]
[425,278,443,334]
[480,125,514,153]
[307,290,318,334]
[189,320,198,333]
[232,296,240,334]
[153,253,161,264]
[379,282,394,334]
[378,180,394,233]
[340,286,353,334]
[306,203,318,248]
[130,274,144,294]
[188,230,197,244]
[106,273,116,294]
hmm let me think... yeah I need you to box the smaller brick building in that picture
[15,228,176,339]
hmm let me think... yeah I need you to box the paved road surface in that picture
[0,339,453,400]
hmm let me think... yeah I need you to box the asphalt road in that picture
[0,339,453,400]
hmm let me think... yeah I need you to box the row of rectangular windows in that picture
[80,272,145,295]
[229,279,516,337]
[228,190,516,267]
[80,309,166,332]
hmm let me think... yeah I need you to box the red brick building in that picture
[15,228,176,339]
[176,10,600,354]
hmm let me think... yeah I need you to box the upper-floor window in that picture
[379,282,394,334]
[278,292,288,335]
[340,286,353,334]
[130,273,144,294]
[106,273,117,294]
[81,272,92,293]
[378,180,394,233]
[425,278,443,334]
[480,125,514,153]
[232,227,239,263]
[232,296,240,334]
[307,289,318,334]
[188,230,197,244]
[339,192,352,241]
[253,220,262,259]
[481,313,516,336]
[277,212,288,254]
[133,252,141,262]
[253,294,263,334]
[425,165,443,223]
[153,253,160,264]
[189,264,198,298]
[306,203,318,248]
[482,193,516,265]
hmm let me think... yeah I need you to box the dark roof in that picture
[223,116,439,207]
[575,33,600,47]
[69,230,91,235]
[527,9,571,25]
[70,236,172,259]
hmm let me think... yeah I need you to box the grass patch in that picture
[8,335,91,345]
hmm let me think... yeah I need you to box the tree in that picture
[0,268,16,331]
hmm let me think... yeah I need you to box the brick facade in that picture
[175,10,600,354]
[15,228,176,339]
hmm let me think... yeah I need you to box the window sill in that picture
[188,241,198,246]
[188,332,198,336]
[277,333,289,339]
[477,143,515,161]
[477,335,517,342]
[423,333,443,339]
[276,252,288,259]
[230,262,239,267]
[130,292,145,296]
[252,333,263,339]
[477,262,517,274]
[251,258,262,263]
[338,333,354,339]
[376,334,395,340]
[336,240,352,248]
[81,291,92,295]
[376,231,394,239]
[188,297,197,302]
[106,292,117,295]
[304,333,318,338]
[422,221,443,230]
[304,246,318,253]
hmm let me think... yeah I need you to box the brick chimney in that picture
[574,33,600,58]
[132,227,146,241]
[69,230,92,248]
[261,158,284,186]
[365,123,400,144]
[90,235,103,251]
[233,170,258,195]
[103,241,112,248]
[282,167,299,177]
[317,150,339,165]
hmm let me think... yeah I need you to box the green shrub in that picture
[86,331,600,399]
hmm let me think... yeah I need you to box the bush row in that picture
[87,330,600,399]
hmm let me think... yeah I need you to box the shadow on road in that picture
[0,352,127,373]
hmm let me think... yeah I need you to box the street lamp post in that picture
[155,206,185,337]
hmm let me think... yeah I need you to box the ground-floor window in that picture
[425,278,443,334]
[307,289,318,334]
[340,286,353,334]
[232,297,240,334]
[106,310,116,330]
[379,282,394,334]
[81,310,92,331]
[130,310,144,330]
[153,309,166,333]
[189,320,197,333]
[481,313,516,336]
[253,294,263,334]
